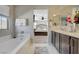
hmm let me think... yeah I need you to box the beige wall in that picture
[0,6,9,16]
[48,5,73,26]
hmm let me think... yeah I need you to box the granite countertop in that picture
[50,25,79,38]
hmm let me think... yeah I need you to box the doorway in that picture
[33,9,48,36]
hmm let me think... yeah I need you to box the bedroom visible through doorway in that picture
[33,9,48,36]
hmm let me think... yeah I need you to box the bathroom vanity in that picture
[51,26,79,54]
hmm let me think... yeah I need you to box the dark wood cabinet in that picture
[51,31,54,44]
[78,40,79,53]
[70,37,78,54]
[51,31,60,52]
[51,31,79,54]
[55,32,60,51]
[59,34,70,54]
[51,31,56,46]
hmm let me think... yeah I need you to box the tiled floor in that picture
[16,36,59,54]
[33,36,59,54]
[33,36,48,43]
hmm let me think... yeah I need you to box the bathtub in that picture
[0,33,31,54]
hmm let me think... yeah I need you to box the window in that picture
[15,19,26,26]
[0,15,8,30]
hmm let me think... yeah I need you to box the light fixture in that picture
[53,14,56,17]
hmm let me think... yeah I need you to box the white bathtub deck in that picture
[0,34,30,54]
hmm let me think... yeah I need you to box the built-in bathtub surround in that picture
[0,35,12,43]
[0,26,32,54]
[0,33,31,54]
